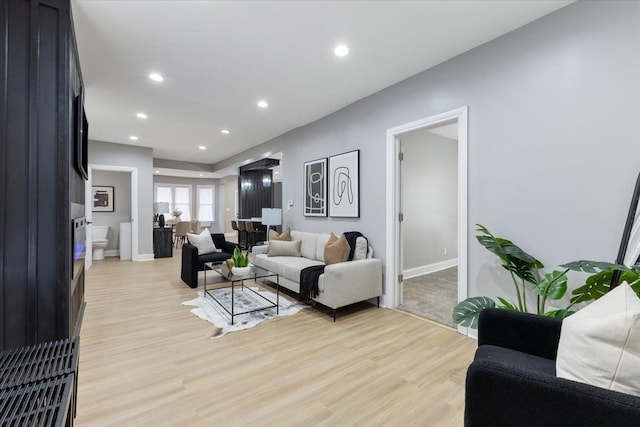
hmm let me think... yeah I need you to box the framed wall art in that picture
[92,186,114,212]
[303,158,327,217]
[329,150,359,218]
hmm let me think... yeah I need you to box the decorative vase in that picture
[231,265,251,277]
[158,214,165,228]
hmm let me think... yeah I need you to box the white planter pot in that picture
[231,265,252,277]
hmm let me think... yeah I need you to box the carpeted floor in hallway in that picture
[398,266,457,328]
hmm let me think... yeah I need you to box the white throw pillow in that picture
[187,228,219,255]
[353,236,368,260]
[556,283,640,397]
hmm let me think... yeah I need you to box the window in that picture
[154,184,191,221]
[197,185,215,222]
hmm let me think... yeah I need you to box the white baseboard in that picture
[104,250,119,257]
[403,258,458,280]
[136,253,155,262]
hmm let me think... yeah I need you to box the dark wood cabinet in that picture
[153,228,173,258]
[0,0,85,350]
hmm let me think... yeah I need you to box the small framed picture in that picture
[92,186,114,212]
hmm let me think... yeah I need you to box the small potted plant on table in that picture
[230,247,251,277]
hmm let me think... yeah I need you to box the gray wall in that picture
[89,140,154,256]
[217,2,640,304]
[92,170,131,253]
[402,130,457,270]
[152,175,222,233]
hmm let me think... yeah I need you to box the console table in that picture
[153,227,173,258]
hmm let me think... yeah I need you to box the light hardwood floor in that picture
[77,252,476,426]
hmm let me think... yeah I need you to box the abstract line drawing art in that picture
[329,150,359,218]
[303,158,327,217]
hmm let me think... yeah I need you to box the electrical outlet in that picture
[443,247,447,256]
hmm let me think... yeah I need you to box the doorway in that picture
[385,106,469,335]
[397,123,458,327]
[85,164,140,270]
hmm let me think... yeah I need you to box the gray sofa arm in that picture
[315,258,382,309]
[252,244,267,258]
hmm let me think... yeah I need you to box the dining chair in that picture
[236,221,247,249]
[174,221,191,247]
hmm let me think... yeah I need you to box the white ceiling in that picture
[72,0,571,167]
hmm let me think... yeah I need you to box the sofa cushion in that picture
[353,236,368,260]
[556,283,640,397]
[315,233,332,262]
[198,251,232,266]
[324,233,350,265]
[267,240,302,257]
[291,230,319,260]
[253,254,304,276]
[281,258,324,282]
[187,228,219,255]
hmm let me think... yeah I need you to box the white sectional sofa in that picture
[252,230,383,320]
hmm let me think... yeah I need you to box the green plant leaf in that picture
[545,309,575,319]
[452,296,496,329]
[560,260,629,273]
[533,270,568,300]
[570,270,612,304]
[496,297,518,311]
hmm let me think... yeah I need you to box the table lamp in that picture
[261,208,282,241]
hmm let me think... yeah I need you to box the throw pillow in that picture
[267,240,302,257]
[268,228,291,241]
[324,233,350,265]
[556,283,640,397]
[186,228,219,255]
[353,236,368,260]
[265,228,292,255]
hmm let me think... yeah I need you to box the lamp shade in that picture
[154,202,170,214]
[261,208,282,226]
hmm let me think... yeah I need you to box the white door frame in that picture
[385,106,469,335]
[86,164,140,262]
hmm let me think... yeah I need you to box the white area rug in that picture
[183,287,307,339]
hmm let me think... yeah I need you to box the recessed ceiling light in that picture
[198,145,207,150]
[220,129,230,135]
[136,112,148,119]
[148,73,164,82]
[199,174,204,177]
[275,171,279,175]
[129,135,139,141]
[334,44,349,57]
[154,170,160,174]
[257,100,269,109]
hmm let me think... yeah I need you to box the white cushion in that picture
[186,228,219,255]
[315,233,332,262]
[291,231,319,260]
[556,283,640,397]
[353,237,368,260]
[253,254,301,276]
[281,258,324,282]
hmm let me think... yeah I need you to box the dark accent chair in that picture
[465,308,640,426]
[181,233,239,288]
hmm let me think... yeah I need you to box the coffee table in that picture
[203,263,279,325]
